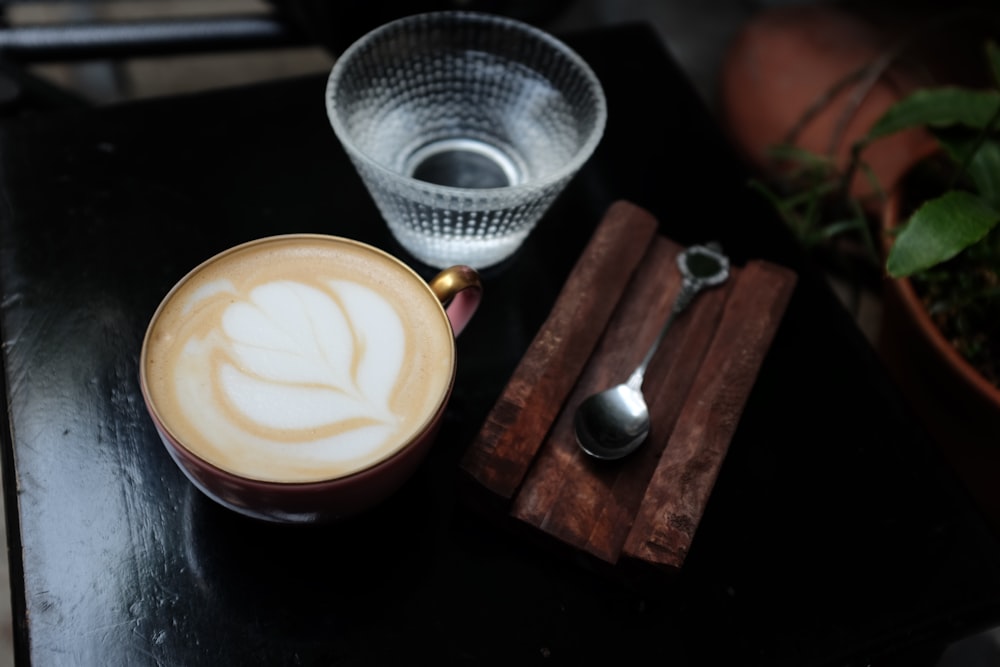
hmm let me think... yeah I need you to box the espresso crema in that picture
[142,236,455,483]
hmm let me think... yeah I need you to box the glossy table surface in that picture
[2,21,1000,667]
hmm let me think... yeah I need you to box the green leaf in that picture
[934,136,1000,208]
[819,217,868,239]
[968,140,1000,208]
[765,144,836,170]
[867,88,1000,141]
[887,191,1000,277]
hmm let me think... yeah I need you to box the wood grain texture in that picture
[461,201,797,574]
[511,236,732,563]
[621,260,797,571]
[460,201,658,501]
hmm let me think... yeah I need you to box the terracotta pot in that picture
[719,5,938,205]
[879,189,1000,531]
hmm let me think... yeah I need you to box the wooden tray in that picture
[460,201,797,574]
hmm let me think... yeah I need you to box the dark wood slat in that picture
[463,201,797,574]
[622,260,797,571]
[512,236,731,563]
[460,200,658,501]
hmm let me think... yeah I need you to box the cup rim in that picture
[324,10,608,197]
[139,233,459,486]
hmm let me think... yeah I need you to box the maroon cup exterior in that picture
[141,380,452,523]
[139,234,481,523]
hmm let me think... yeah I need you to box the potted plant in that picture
[870,46,1000,529]
[871,51,1000,405]
[726,9,1000,527]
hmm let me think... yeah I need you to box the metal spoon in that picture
[574,243,730,460]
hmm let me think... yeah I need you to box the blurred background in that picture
[0,1,997,665]
[0,0,760,109]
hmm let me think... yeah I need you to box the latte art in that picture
[181,278,405,454]
[216,279,403,430]
[143,237,455,483]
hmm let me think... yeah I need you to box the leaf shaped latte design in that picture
[219,280,405,431]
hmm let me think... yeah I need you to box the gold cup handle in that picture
[429,265,482,337]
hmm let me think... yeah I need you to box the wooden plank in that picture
[510,237,684,534]
[460,200,798,574]
[579,264,732,562]
[512,237,734,563]
[460,201,659,501]
[621,260,797,572]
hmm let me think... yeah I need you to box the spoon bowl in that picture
[574,243,730,460]
[574,384,649,460]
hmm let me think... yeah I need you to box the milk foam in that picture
[219,279,404,428]
[143,238,454,483]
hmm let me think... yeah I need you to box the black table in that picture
[2,21,1000,667]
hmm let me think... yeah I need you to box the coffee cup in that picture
[139,234,482,523]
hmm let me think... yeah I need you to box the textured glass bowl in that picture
[325,11,607,269]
